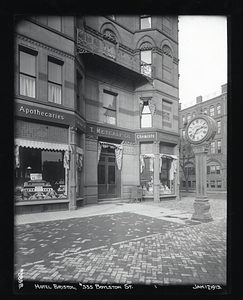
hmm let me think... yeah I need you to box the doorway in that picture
[98,148,119,199]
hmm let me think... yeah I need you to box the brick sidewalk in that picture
[14,197,227,287]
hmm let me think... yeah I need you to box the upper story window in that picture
[19,47,37,98]
[209,105,215,117]
[76,72,82,113]
[47,16,61,31]
[48,57,63,104]
[217,103,221,114]
[192,111,196,118]
[140,15,151,29]
[162,45,172,81]
[203,107,207,114]
[217,120,221,134]
[140,43,152,78]
[210,141,215,154]
[217,140,222,153]
[182,130,185,139]
[207,164,221,174]
[141,101,152,128]
[103,90,117,125]
[182,115,185,125]
[187,114,191,122]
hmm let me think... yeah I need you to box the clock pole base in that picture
[191,199,213,222]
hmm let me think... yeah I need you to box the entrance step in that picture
[98,198,130,205]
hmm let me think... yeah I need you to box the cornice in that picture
[16,34,75,61]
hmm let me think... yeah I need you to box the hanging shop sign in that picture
[75,114,86,132]
[15,102,74,126]
[87,124,134,142]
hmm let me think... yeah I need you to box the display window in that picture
[159,156,175,195]
[15,147,67,201]
[140,155,154,196]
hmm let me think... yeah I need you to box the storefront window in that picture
[159,157,175,195]
[15,147,67,201]
[140,156,154,196]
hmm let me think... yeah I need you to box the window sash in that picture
[48,82,62,104]
[48,61,62,84]
[20,74,36,98]
[20,51,36,76]
[210,107,215,116]
[103,108,116,125]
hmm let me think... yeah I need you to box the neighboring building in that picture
[179,84,227,191]
[14,15,180,214]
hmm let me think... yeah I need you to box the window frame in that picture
[48,56,64,105]
[140,48,152,78]
[141,100,152,128]
[140,15,151,29]
[217,140,222,153]
[209,105,215,117]
[211,141,216,154]
[217,103,221,115]
[103,90,117,125]
[19,46,38,99]
[217,120,221,134]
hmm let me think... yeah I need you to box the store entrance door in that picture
[98,149,118,199]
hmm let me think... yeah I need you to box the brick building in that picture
[14,15,180,213]
[179,84,227,191]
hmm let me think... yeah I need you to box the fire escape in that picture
[76,25,153,87]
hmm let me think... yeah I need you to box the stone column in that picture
[153,141,160,202]
[69,126,77,211]
[191,143,213,222]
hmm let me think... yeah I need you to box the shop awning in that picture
[15,138,69,151]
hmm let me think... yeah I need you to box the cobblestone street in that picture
[14,196,227,289]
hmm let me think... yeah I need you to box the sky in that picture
[178,16,227,109]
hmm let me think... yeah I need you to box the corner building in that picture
[14,16,180,214]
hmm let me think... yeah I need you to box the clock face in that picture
[187,118,209,142]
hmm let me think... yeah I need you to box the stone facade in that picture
[14,15,180,213]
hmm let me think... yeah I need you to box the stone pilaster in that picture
[69,126,77,211]
[153,141,160,202]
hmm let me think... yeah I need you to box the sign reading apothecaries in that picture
[87,124,134,142]
[15,102,74,126]
[135,132,157,141]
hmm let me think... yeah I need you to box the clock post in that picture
[185,112,217,222]
[191,142,213,221]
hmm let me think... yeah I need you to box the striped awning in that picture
[14,138,69,151]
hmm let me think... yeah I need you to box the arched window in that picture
[140,42,152,78]
[182,115,185,125]
[192,111,196,118]
[209,105,215,117]
[203,107,207,114]
[187,113,191,122]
